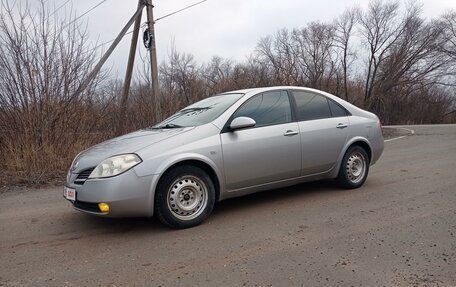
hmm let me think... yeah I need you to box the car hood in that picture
[71,128,193,173]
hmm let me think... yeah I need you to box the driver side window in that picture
[232,91,292,127]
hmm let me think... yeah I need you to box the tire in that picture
[154,165,215,229]
[336,146,370,189]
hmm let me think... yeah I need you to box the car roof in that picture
[224,86,332,96]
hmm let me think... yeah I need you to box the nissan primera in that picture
[64,86,384,228]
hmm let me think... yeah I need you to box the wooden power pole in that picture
[72,4,145,100]
[118,0,143,134]
[145,0,161,121]
[74,0,164,133]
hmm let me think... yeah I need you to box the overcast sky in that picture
[43,0,456,77]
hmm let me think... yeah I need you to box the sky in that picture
[21,0,456,77]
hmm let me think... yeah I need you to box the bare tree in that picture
[0,0,109,183]
[201,56,234,94]
[256,29,299,85]
[334,7,360,100]
[291,22,337,91]
[358,0,401,107]
[233,56,272,88]
[377,4,447,91]
[359,2,452,121]
[159,46,204,111]
[440,11,456,119]
[441,11,456,61]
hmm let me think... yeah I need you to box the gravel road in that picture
[1,125,455,287]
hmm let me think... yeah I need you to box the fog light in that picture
[98,203,109,213]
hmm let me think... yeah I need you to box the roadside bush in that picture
[0,1,113,184]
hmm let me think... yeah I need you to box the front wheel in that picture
[154,165,215,229]
[336,146,370,189]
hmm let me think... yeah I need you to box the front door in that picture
[221,90,301,191]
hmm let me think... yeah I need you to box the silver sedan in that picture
[64,86,384,228]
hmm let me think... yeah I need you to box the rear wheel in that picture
[154,165,215,229]
[336,146,370,189]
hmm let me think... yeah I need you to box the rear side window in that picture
[292,91,331,121]
[328,99,349,117]
[233,91,292,127]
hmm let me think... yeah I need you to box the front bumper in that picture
[65,168,158,217]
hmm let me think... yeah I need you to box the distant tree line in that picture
[154,1,456,125]
[0,0,455,184]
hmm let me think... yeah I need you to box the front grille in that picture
[74,167,95,185]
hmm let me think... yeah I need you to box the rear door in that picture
[291,90,350,175]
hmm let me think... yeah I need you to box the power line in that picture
[49,0,71,17]
[155,0,207,22]
[93,0,209,51]
[64,0,109,28]
[24,0,72,31]
[93,29,134,51]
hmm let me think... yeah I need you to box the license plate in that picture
[63,186,76,201]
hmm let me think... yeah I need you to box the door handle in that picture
[336,123,348,129]
[283,130,299,136]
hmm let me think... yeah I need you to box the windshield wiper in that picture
[151,123,183,129]
[179,107,211,113]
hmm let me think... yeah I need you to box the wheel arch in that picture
[331,137,373,178]
[153,156,222,204]
[350,140,372,163]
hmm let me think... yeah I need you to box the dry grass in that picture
[0,130,113,185]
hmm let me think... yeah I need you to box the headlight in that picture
[88,154,142,179]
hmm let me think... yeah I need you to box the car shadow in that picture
[69,179,340,234]
[67,213,164,233]
[213,179,339,216]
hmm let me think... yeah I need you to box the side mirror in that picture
[230,117,256,131]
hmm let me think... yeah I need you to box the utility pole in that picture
[145,0,161,121]
[72,4,145,99]
[118,0,143,134]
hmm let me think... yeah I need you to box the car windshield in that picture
[153,93,244,128]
